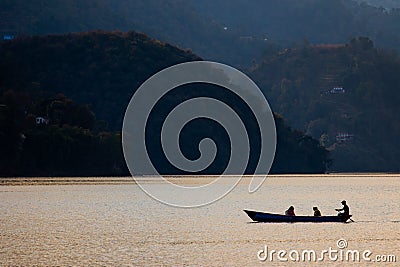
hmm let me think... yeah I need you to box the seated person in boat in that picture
[313,206,321,216]
[285,206,295,216]
[335,200,350,216]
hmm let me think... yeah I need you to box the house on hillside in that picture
[330,87,346,94]
[36,117,49,125]
[2,35,14,40]
[1,12,17,41]
[320,86,346,95]
[336,132,354,143]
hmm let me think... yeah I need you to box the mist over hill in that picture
[355,0,400,9]
[0,0,268,66]
[2,0,400,66]
[191,0,400,52]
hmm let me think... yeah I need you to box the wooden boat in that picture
[244,210,352,223]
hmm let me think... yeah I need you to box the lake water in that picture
[1,175,399,266]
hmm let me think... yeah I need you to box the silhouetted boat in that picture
[244,210,352,223]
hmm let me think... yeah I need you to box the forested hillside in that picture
[0,91,125,176]
[2,1,398,174]
[250,37,400,172]
[0,31,200,129]
[0,31,330,176]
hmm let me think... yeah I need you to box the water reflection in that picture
[1,175,399,266]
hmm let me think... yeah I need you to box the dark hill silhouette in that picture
[0,30,201,129]
[0,31,330,176]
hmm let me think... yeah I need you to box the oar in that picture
[335,209,354,222]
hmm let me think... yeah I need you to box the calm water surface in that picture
[1,175,399,266]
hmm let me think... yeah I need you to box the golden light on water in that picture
[1,175,399,266]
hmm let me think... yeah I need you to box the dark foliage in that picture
[0,32,330,175]
[0,91,126,176]
[0,31,201,130]
[250,37,400,172]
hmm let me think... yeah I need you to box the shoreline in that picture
[1,173,399,186]
[0,177,137,186]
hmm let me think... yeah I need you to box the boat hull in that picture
[244,210,351,223]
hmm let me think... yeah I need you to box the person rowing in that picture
[335,200,350,217]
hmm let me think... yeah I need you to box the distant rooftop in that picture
[3,35,15,40]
